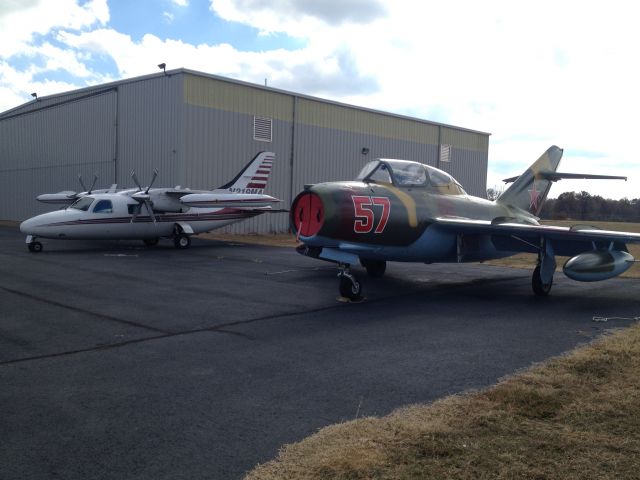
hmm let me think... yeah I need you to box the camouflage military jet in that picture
[291,146,640,300]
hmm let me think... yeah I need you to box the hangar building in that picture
[0,68,490,233]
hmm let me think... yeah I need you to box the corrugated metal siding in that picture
[115,75,183,188]
[297,98,441,144]
[0,91,116,220]
[292,124,441,194]
[0,69,490,229]
[437,127,489,197]
[183,74,292,121]
[440,126,489,152]
[182,104,293,233]
[0,87,116,119]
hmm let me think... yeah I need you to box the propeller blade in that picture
[87,174,98,194]
[78,174,87,192]
[145,169,159,194]
[131,170,142,191]
[144,199,156,224]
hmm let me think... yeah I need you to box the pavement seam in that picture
[0,285,169,334]
[0,273,527,366]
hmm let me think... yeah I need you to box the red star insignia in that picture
[528,181,540,211]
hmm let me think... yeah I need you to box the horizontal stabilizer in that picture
[503,171,627,183]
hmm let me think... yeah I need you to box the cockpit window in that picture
[356,161,379,181]
[368,164,393,184]
[68,197,94,211]
[357,161,393,184]
[93,199,113,214]
[427,168,453,186]
[389,162,428,187]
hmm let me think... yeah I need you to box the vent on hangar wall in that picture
[440,143,452,163]
[253,116,273,142]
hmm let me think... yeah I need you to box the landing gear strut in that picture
[338,264,362,301]
[532,239,555,296]
[532,264,552,296]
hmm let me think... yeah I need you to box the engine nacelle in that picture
[563,250,634,282]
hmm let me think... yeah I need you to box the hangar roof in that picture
[0,68,490,137]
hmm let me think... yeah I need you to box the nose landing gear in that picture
[338,264,362,301]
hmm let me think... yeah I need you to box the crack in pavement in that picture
[0,274,527,367]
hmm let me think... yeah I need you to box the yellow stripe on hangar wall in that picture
[183,73,487,152]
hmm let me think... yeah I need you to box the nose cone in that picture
[291,191,325,238]
[20,216,38,234]
[20,211,60,235]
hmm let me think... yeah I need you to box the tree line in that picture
[540,191,640,222]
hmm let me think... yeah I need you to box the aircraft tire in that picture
[28,241,43,253]
[339,274,362,301]
[174,234,191,249]
[532,265,552,296]
[361,259,386,277]
[143,238,159,247]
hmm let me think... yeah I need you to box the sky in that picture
[1,0,639,199]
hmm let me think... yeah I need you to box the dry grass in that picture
[485,221,640,279]
[200,232,298,247]
[246,323,640,479]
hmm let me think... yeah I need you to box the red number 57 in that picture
[352,196,390,234]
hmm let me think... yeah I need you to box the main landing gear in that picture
[27,241,43,253]
[531,239,556,296]
[173,224,192,249]
[532,264,553,296]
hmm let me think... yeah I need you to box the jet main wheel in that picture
[361,259,386,277]
[339,273,362,301]
[532,265,552,296]
[143,238,159,246]
[174,234,191,249]
[27,241,43,253]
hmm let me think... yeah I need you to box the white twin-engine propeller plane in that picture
[20,152,280,252]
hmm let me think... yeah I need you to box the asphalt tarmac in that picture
[1,225,638,479]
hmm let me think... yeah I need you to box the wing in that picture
[434,216,640,256]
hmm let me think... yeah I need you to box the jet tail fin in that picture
[215,152,275,194]
[496,146,564,216]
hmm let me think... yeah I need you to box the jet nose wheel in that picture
[27,241,43,253]
[338,268,362,301]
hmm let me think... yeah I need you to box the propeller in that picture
[130,169,159,224]
[78,174,98,194]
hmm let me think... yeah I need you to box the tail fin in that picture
[215,152,275,194]
[496,146,563,216]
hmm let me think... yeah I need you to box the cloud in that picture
[0,0,108,57]
[56,28,379,98]
[163,11,175,23]
[2,0,640,198]
[210,0,387,28]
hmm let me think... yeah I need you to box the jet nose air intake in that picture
[291,192,324,238]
